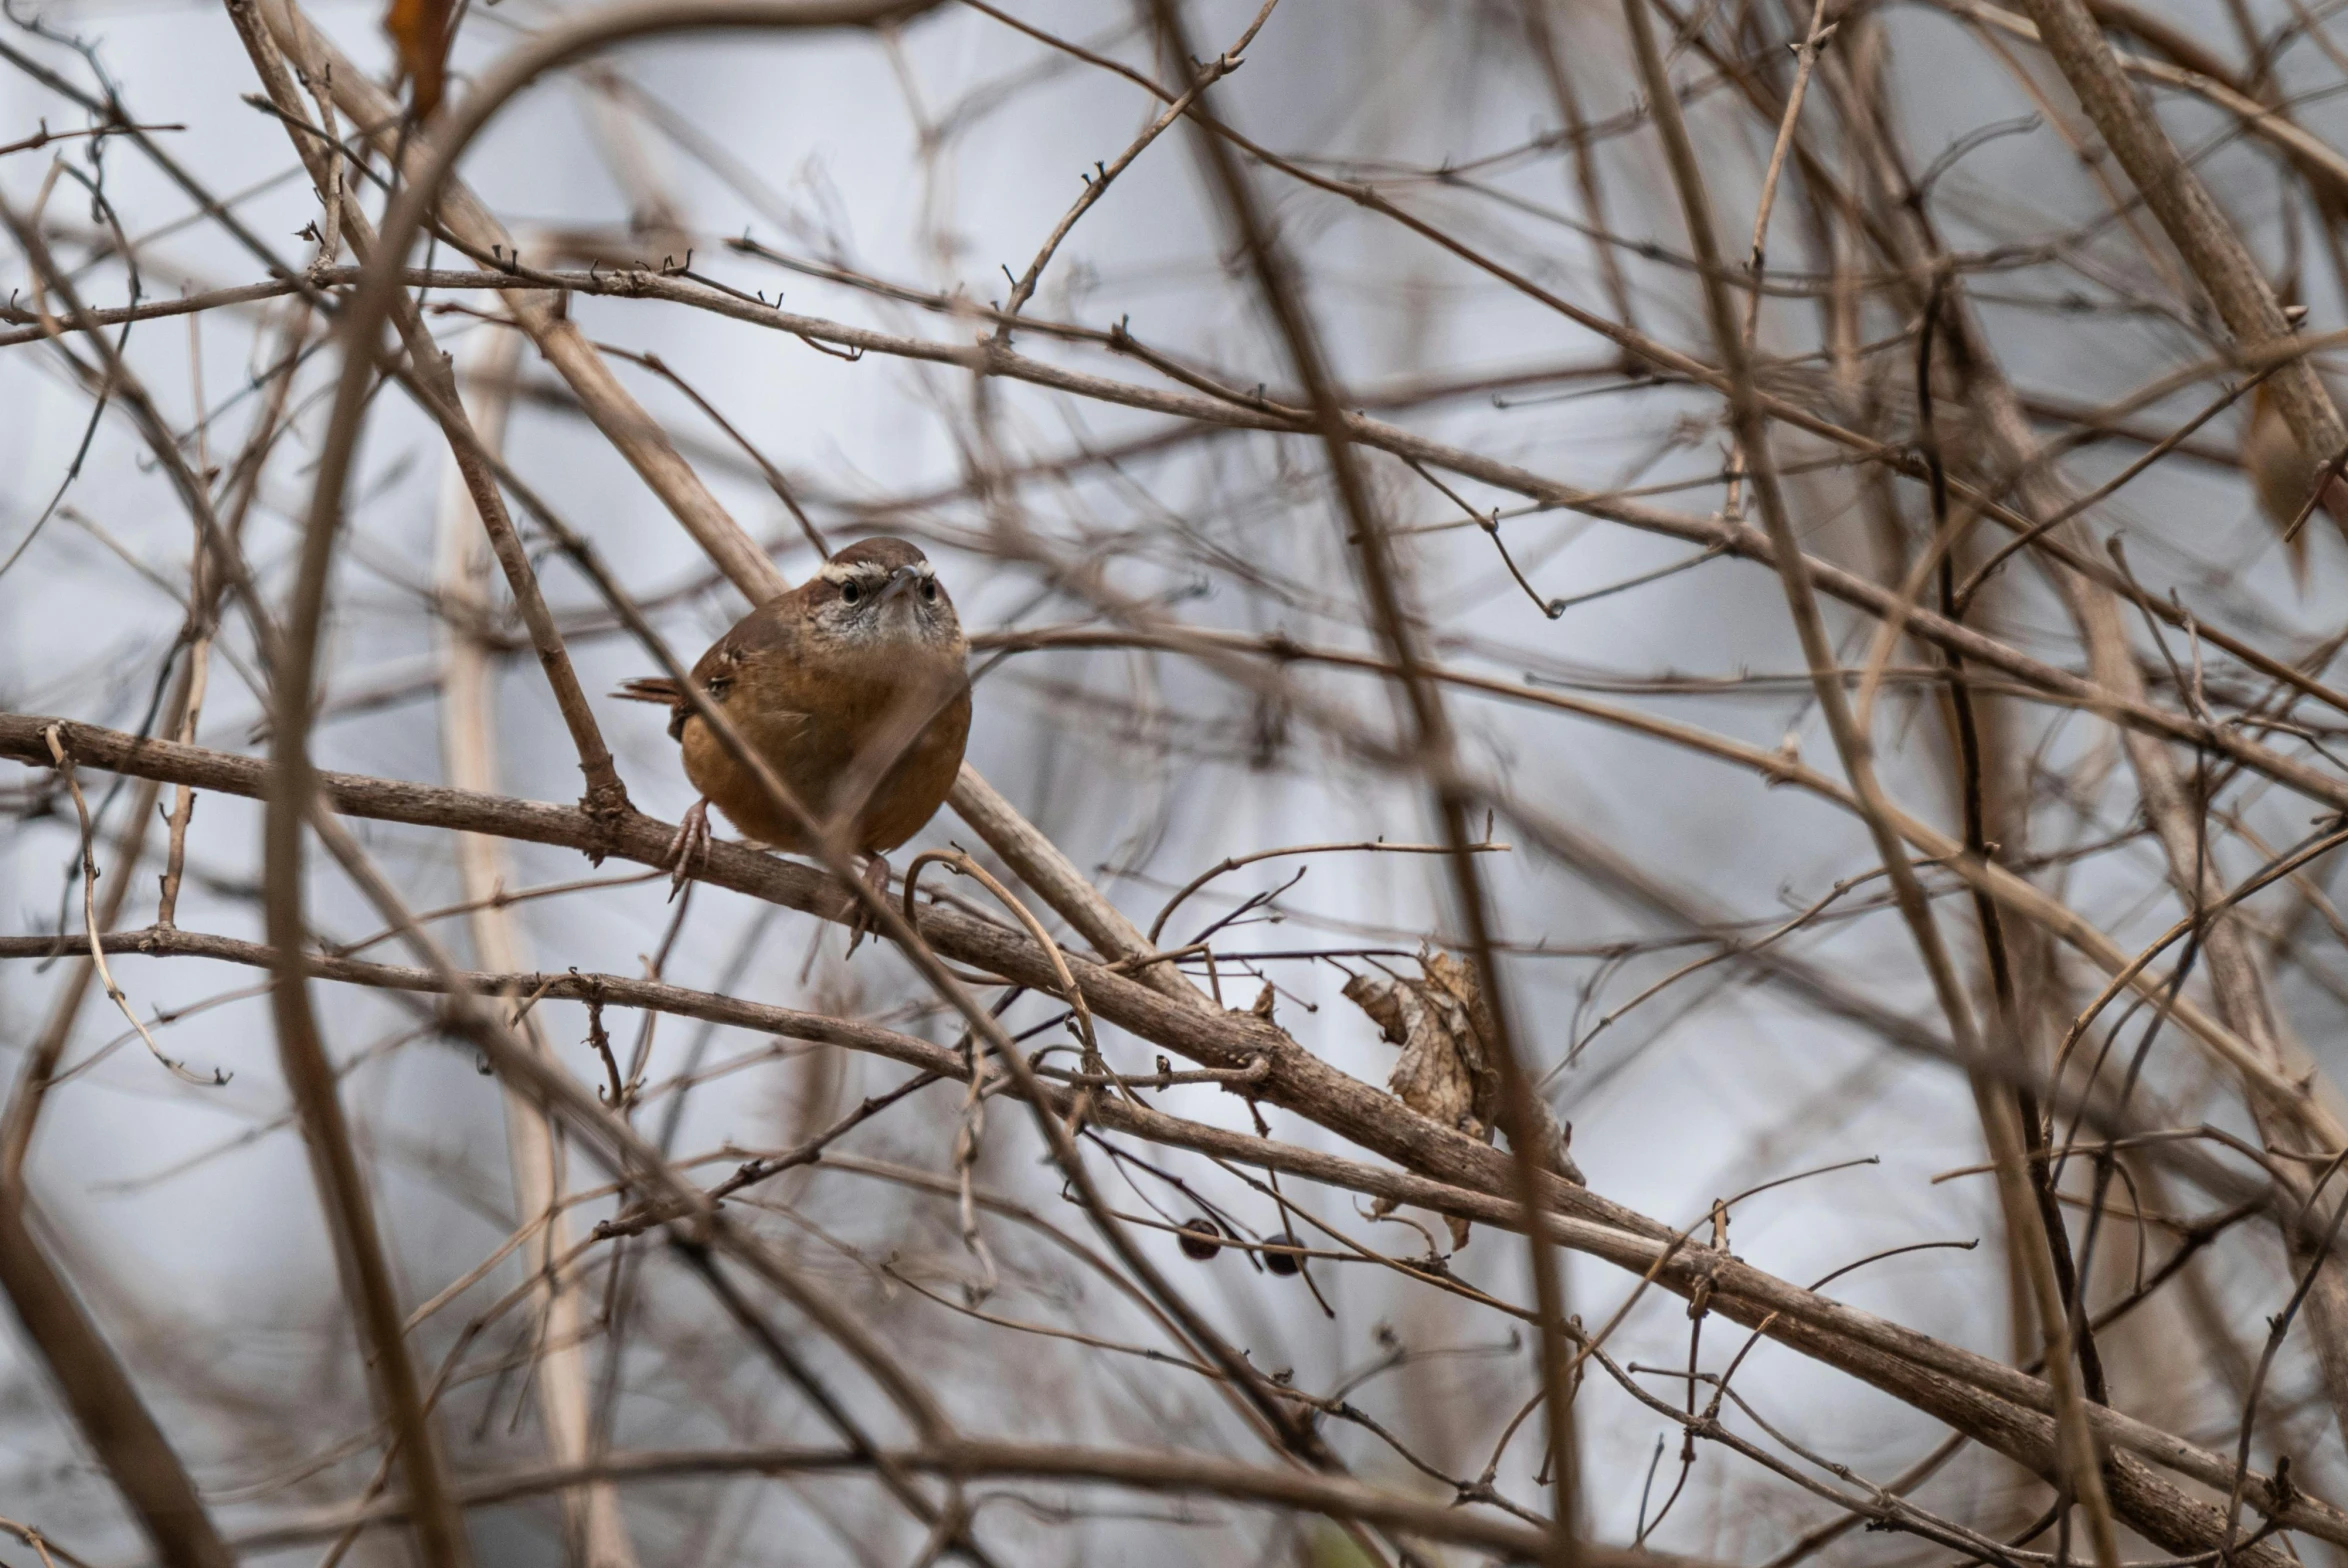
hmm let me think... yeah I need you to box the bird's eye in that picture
[704,675,731,699]
[840,581,863,605]
[920,579,938,602]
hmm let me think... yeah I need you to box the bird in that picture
[615,537,971,942]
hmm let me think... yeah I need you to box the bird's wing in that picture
[715,596,807,667]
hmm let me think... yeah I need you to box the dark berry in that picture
[1176,1218,1226,1260]
[1263,1232,1303,1276]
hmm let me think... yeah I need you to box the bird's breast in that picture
[678,644,969,853]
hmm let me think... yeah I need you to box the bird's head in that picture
[806,537,962,651]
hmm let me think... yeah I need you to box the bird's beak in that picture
[877,565,921,605]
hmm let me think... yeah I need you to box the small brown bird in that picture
[617,537,971,928]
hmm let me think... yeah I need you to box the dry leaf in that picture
[1345,949,1585,1252]
[384,0,455,119]
[1343,965,1484,1140]
[1345,953,1492,1250]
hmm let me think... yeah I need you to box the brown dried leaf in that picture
[1346,958,1496,1250]
[1342,969,1483,1140]
[1416,950,1502,1129]
[1346,949,1594,1247]
[1347,950,1586,1205]
[1341,969,1410,1045]
[384,0,455,119]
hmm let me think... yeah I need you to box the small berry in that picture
[1177,1218,1226,1260]
[1263,1232,1303,1276]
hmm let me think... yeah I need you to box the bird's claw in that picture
[666,799,712,898]
[844,852,892,957]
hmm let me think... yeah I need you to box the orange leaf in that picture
[383,0,454,119]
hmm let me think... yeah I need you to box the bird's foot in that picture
[665,799,713,899]
[844,852,893,957]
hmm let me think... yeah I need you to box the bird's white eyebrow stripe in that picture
[818,559,933,585]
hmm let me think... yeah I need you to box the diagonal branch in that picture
[0,1194,234,1568]
[2010,0,2348,543]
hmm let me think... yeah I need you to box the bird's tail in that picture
[613,676,690,739]
[613,676,684,705]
